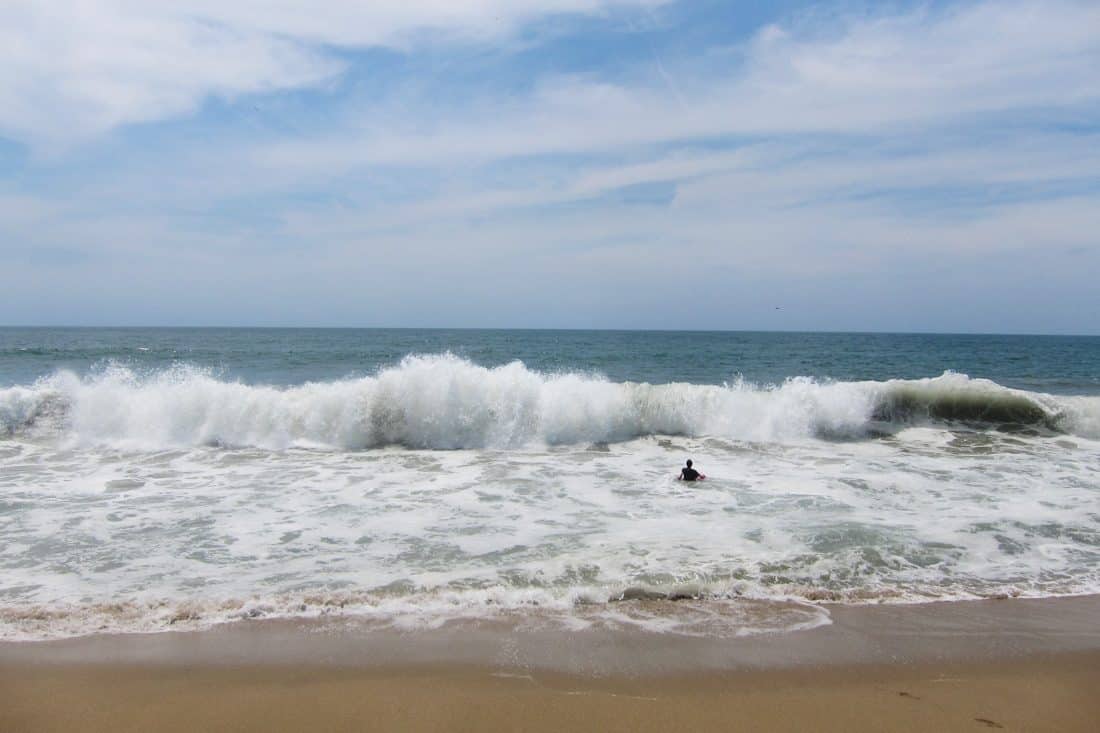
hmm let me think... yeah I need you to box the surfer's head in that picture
[686,459,693,467]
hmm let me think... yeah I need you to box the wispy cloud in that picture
[0,0,664,147]
[1,1,1098,331]
[253,0,1100,172]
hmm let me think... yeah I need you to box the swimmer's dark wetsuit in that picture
[679,467,700,481]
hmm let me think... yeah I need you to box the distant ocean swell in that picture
[3,354,1097,449]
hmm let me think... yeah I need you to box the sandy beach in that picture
[3,596,1099,732]
[3,653,1098,733]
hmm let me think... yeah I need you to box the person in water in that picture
[677,459,705,481]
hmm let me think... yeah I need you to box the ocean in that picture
[1,327,1098,640]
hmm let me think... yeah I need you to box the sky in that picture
[1,0,1098,333]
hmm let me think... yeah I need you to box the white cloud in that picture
[254,0,1100,173]
[172,0,664,46]
[235,127,1096,244]
[0,0,663,147]
[2,1,1098,331]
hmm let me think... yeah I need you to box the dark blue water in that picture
[1,327,1098,394]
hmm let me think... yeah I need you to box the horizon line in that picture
[1,325,1097,338]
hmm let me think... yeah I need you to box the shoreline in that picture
[3,596,1099,731]
[4,594,1099,674]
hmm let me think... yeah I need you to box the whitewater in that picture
[5,354,1099,449]
[2,337,1099,641]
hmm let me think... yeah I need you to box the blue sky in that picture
[2,0,1098,332]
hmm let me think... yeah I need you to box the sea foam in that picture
[1,354,1095,450]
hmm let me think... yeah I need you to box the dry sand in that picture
[3,596,1099,732]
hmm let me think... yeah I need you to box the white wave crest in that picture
[0,356,1093,449]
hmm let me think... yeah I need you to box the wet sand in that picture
[3,596,1099,732]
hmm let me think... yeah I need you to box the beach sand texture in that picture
[3,596,1099,732]
[3,654,1097,732]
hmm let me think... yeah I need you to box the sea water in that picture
[1,328,1098,640]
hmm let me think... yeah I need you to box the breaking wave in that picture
[1,354,1097,449]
